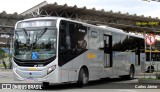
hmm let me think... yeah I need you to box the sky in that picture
[0,0,160,18]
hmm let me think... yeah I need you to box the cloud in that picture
[47,0,160,18]
[0,0,45,14]
[144,9,160,18]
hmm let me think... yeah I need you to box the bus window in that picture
[58,20,88,66]
[121,34,128,51]
[112,33,121,51]
[77,25,87,49]
[88,28,99,49]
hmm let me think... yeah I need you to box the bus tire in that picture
[120,65,134,80]
[128,65,135,79]
[123,65,134,80]
[147,66,154,73]
[77,68,89,87]
[42,82,49,87]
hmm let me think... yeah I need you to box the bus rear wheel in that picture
[77,68,89,87]
[128,66,135,79]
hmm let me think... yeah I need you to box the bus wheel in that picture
[147,66,154,73]
[42,82,49,87]
[123,65,134,80]
[129,66,135,79]
[77,68,89,87]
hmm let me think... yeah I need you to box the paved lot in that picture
[0,69,160,92]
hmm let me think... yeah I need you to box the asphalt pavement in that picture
[0,69,160,92]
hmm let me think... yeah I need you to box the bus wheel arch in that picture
[129,64,135,79]
[119,64,135,79]
[77,65,89,87]
[147,66,154,73]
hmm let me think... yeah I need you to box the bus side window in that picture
[59,21,67,55]
[69,23,87,54]
[65,23,71,50]
[69,23,79,54]
[77,25,87,49]
[59,21,77,55]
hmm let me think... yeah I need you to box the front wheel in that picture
[77,68,89,87]
[42,82,49,87]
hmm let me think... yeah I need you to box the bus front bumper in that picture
[13,68,59,83]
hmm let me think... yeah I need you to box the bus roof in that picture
[17,17,144,39]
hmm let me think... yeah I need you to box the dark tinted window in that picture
[146,52,160,61]
[58,20,87,66]
[121,34,128,51]
[112,33,121,51]
[121,36,144,52]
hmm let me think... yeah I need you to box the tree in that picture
[8,53,12,69]
[0,48,7,69]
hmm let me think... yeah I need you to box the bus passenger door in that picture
[103,35,112,68]
[135,41,140,66]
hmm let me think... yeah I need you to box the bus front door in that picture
[103,35,112,68]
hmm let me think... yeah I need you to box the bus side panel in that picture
[84,50,104,80]
[60,53,85,82]
[112,52,132,76]
[145,51,160,72]
[145,61,160,72]
[99,55,113,78]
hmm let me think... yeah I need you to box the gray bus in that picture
[13,17,145,87]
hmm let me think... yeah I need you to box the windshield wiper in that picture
[33,27,48,45]
[22,28,28,37]
[38,28,47,40]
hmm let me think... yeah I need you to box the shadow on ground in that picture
[31,77,137,91]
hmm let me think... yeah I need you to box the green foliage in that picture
[7,53,12,59]
[0,48,7,69]
[0,48,6,60]
[156,73,160,79]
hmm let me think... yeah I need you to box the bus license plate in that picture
[27,77,34,82]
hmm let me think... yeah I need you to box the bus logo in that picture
[2,84,12,89]
[29,72,32,75]
[87,53,97,59]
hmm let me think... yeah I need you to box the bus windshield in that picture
[14,28,57,60]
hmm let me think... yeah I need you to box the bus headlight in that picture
[47,65,56,74]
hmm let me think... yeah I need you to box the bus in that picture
[145,50,160,73]
[12,17,145,87]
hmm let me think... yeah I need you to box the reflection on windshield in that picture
[14,28,57,60]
